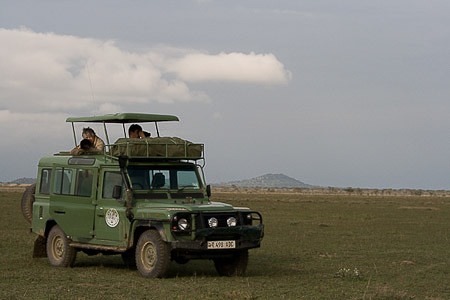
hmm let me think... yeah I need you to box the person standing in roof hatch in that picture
[82,127,105,152]
[129,124,150,138]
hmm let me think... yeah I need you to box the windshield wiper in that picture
[177,185,197,192]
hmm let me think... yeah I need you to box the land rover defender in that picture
[21,113,264,278]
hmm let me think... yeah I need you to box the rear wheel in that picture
[213,250,249,276]
[135,230,170,278]
[46,225,77,267]
[21,184,36,224]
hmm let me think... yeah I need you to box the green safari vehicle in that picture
[22,113,264,278]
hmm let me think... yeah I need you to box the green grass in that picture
[1,191,450,299]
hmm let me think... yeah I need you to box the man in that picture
[129,124,150,138]
[82,127,105,152]
[71,138,95,155]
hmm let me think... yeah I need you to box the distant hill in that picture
[216,173,314,188]
[8,178,36,184]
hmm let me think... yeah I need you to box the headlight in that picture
[178,218,189,231]
[208,217,218,228]
[227,217,237,227]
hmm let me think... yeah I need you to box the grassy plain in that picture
[1,190,450,299]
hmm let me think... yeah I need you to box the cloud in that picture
[166,52,292,84]
[0,28,291,114]
[0,28,204,113]
[0,109,67,131]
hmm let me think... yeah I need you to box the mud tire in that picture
[213,250,249,276]
[135,230,170,278]
[46,225,77,267]
[21,183,36,224]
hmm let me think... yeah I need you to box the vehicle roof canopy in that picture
[67,113,180,146]
[66,113,179,124]
[62,112,204,163]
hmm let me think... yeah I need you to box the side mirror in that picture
[112,185,122,199]
[206,184,211,198]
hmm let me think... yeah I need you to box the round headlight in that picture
[208,217,218,228]
[178,218,189,231]
[227,217,237,227]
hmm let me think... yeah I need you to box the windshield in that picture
[127,165,201,191]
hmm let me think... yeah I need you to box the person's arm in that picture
[71,147,84,155]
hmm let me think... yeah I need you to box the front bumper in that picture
[169,224,264,252]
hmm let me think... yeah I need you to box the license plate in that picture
[207,240,236,249]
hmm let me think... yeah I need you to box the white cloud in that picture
[166,52,292,84]
[0,28,291,114]
[97,103,122,114]
[0,109,70,150]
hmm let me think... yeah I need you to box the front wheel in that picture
[46,225,77,267]
[213,250,249,276]
[135,230,170,278]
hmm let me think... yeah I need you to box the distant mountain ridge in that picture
[6,178,36,184]
[217,173,313,188]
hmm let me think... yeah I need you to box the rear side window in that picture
[39,169,52,195]
[75,169,94,197]
[53,168,73,195]
[102,172,123,199]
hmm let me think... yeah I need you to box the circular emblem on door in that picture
[105,208,120,228]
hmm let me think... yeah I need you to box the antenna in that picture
[86,62,95,104]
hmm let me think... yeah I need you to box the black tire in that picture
[213,250,249,276]
[135,230,170,278]
[46,225,77,267]
[21,183,36,224]
[121,249,137,269]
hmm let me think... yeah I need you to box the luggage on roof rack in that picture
[110,137,203,159]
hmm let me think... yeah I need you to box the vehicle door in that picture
[49,167,97,239]
[94,170,129,245]
[32,168,52,231]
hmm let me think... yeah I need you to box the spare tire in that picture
[21,183,36,224]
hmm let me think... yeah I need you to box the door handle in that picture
[54,210,66,214]
[97,206,104,217]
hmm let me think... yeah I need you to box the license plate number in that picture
[207,240,236,249]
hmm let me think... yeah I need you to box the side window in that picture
[53,168,74,195]
[75,169,94,197]
[102,172,123,199]
[39,169,52,195]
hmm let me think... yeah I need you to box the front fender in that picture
[129,219,169,248]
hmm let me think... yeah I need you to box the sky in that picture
[1,0,449,189]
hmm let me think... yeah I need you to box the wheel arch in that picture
[44,219,57,237]
[129,220,168,249]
